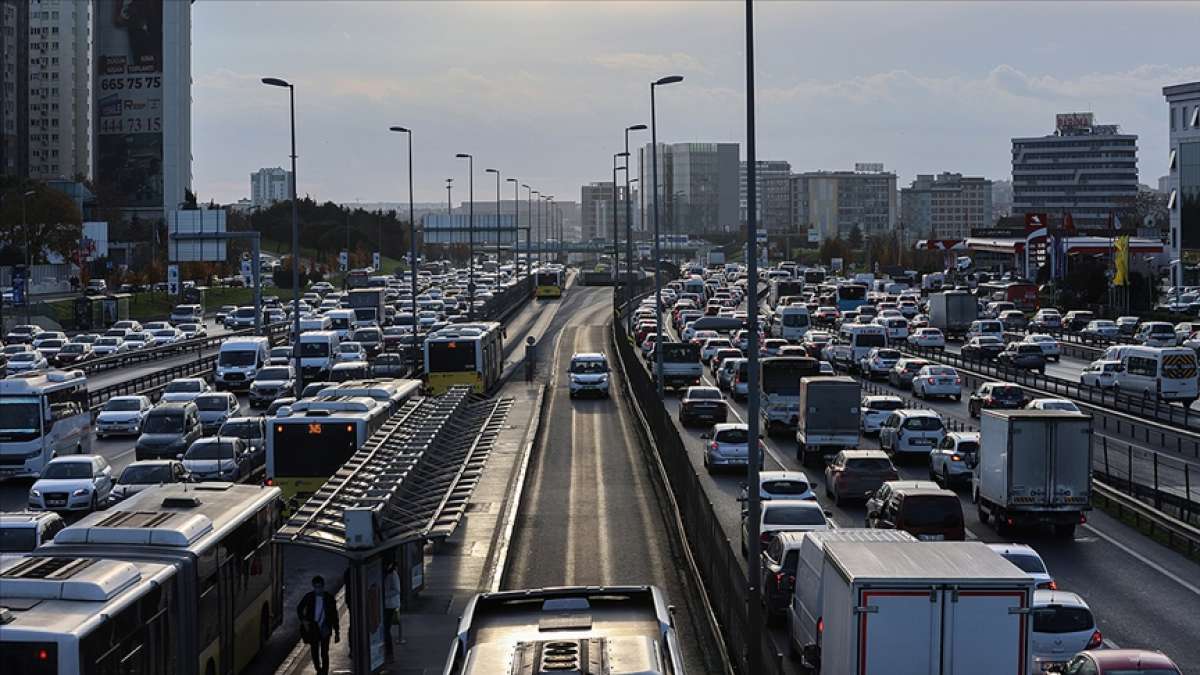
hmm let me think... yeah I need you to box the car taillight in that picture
[1038,580,1057,590]
[816,617,823,635]
[760,532,772,543]
[710,442,719,450]
[1086,630,1103,650]
[950,454,961,462]
[955,378,961,384]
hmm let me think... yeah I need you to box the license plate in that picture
[918,534,945,541]
[911,438,933,445]
[47,499,65,506]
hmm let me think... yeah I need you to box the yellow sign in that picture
[1113,236,1130,287]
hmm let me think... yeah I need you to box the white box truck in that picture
[796,376,861,466]
[973,410,1092,538]
[928,291,978,338]
[819,541,1035,675]
[787,529,917,671]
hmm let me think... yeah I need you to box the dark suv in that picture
[968,383,1027,418]
[865,485,966,541]
[997,343,1047,373]
[134,402,202,461]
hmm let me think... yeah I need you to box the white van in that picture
[214,336,270,390]
[838,323,887,368]
[966,319,1004,342]
[169,304,203,324]
[326,309,355,340]
[774,305,811,342]
[298,330,339,380]
[299,314,333,334]
[1115,346,1199,404]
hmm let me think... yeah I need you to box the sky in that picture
[192,1,1200,205]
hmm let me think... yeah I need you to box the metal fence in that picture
[613,313,784,675]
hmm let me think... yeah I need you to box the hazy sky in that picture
[192,1,1200,205]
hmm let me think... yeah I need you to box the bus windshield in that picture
[537,272,561,286]
[274,422,357,477]
[428,342,477,372]
[0,396,41,435]
[838,285,867,301]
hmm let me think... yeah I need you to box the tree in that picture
[817,237,852,266]
[0,181,84,265]
[847,224,864,250]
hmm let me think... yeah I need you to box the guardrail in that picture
[88,353,218,412]
[1093,480,1200,560]
[1000,331,1104,362]
[79,322,288,375]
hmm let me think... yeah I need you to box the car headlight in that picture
[24,449,42,459]
[30,489,41,497]
[73,488,90,497]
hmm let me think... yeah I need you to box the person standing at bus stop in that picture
[297,575,340,674]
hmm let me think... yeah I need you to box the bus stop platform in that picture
[271,380,545,675]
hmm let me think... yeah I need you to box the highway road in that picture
[645,296,1200,670]
[505,286,723,673]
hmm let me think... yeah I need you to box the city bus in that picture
[760,356,822,433]
[313,379,422,414]
[4,483,285,675]
[267,396,394,506]
[423,322,505,394]
[834,283,868,312]
[769,278,806,308]
[0,369,91,479]
[535,267,565,298]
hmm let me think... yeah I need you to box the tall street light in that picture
[534,192,543,268]
[545,196,555,264]
[261,76,303,397]
[445,178,454,264]
[485,168,502,268]
[389,126,419,368]
[613,152,629,300]
[625,124,647,306]
[506,178,520,277]
[455,153,476,319]
[650,74,683,396]
[525,186,536,278]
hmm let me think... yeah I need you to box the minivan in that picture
[169,304,204,324]
[865,485,965,541]
[134,402,202,461]
[214,336,271,390]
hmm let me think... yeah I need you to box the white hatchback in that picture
[1030,590,1102,671]
[860,395,904,434]
[1024,334,1061,362]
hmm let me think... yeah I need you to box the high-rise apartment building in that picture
[580,181,630,241]
[639,142,739,236]
[1164,82,1200,285]
[1,0,29,178]
[901,172,993,240]
[27,0,90,180]
[790,166,897,242]
[739,160,792,233]
[1011,113,1139,232]
[250,167,293,207]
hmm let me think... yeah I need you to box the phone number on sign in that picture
[99,117,162,134]
[99,76,162,91]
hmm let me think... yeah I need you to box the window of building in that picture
[1193,106,1200,128]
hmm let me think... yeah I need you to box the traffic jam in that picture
[629,259,1191,673]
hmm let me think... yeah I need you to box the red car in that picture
[1049,649,1181,674]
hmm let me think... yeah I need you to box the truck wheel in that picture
[976,502,990,525]
[1054,523,1076,539]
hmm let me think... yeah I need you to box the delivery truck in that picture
[973,410,1092,538]
[795,376,861,466]
[787,529,917,671]
[818,541,1036,675]
[928,290,978,338]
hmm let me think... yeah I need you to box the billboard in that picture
[168,209,227,262]
[94,0,164,209]
[1056,112,1094,133]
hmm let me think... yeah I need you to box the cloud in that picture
[590,51,708,75]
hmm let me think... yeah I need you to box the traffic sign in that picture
[372,251,381,269]
[167,264,180,296]
[339,250,349,272]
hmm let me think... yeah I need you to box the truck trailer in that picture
[796,376,861,466]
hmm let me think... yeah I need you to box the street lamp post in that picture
[506,178,520,277]
[388,126,419,369]
[535,194,543,267]
[445,178,453,264]
[625,125,647,306]
[455,153,476,320]
[546,196,556,264]
[485,168,501,268]
[650,74,683,396]
[260,77,304,397]
[613,153,629,301]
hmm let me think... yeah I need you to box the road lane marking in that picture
[590,323,615,583]
[1082,523,1200,597]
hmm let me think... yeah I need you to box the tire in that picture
[942,467,951,490]
[260,605,271,650]
[954,394,961,402]
[977,502,990,525]
[90,494,98,512]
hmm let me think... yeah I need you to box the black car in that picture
[679,386,729,426]
[996,343,1047,373]
[961,336,1005,361]
[52,342,94,366]
[968,383,1027,418]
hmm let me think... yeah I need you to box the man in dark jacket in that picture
[297,575,340,674]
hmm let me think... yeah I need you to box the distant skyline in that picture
[193,1,1200,205]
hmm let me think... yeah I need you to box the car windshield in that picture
[926,367,956,377]
[257,367,291,380]
[955,441,980,455]
[339,344,361,353]
[42,461,92,479]
[220,421,262,439]
[104,399,142,412]
[186,441,240,460]
[60,343,85,353]
[571,360,606,374]
[992,386,1023,399]
[194,395,230,411]
[219,350,257,366]
[901,496,962,527]
[142,413,184,434]
[688,389,722,400]
[97,338,120,346]
[1002,553,1047,574]
[903,361,929,372]
[764,505,826,526]
[903,416,943,431]
[847,458,894,472]
[877,350,901,360]
[300,342,330,357]
[763,479,808,495]
[11,353,37,362]
[715,428,749,443]
[165,381,202,393]
[867,399,903,412]
[1032,606,1094,634]
[119,464,173,484]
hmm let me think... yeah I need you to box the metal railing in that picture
[78,321,289,374]
[87,353,218,413]
[1092,480,1200,560]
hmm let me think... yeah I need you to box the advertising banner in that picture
[365,558,386,671]
[94,0,164,209]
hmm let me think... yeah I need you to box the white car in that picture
[879,409,946,457]
[911,365,962,400]
[700,338,733,363]
[28,455,114,513]
[741,499,830,554]
[567,352,610,399]
[0,511,65,567]
[1030,590,1102,672]
[177,322,208,339]
[6,350,47,375]
[123,331,157,350]
[160,377,211,403]
[108,459,192,504]
[1080,360,1122,389]
[906,327,946,349]
[336,341,367,362]
[95,395,153,438]
[1023,334,1061,362]
[1082,320,1120,339]
[143,321,172,331]
[739,470,816,502]
[150,327,184,345]
[859,348,902,380]
[988,543,1056,590]
[30,331,67,350]
[929,432,979,487]
[860,395,903,434]
[1025,398,1081,412]
[91,336,127,356]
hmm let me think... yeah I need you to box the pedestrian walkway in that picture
[276,380,545,675]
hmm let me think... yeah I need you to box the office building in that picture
[1,0,29,178]
[580,181,633,242]
[27,0,90,180]
[1011,112,1139,232]
[901,172,993,240]
[640,142,739,236]
[421,213,517,246]
[92,0,191,219]
[1164,82,1200,284]
[250,167,293,207]
[739,160,792,233]
[790,166,898,242]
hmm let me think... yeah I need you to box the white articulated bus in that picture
[0,370,91,479]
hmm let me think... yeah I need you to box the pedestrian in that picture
[383,560,402,657]
[297,575,340,675]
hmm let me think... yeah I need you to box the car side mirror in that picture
[176,453,184,460]
[823,510,833,518]
[699,432,712,439]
